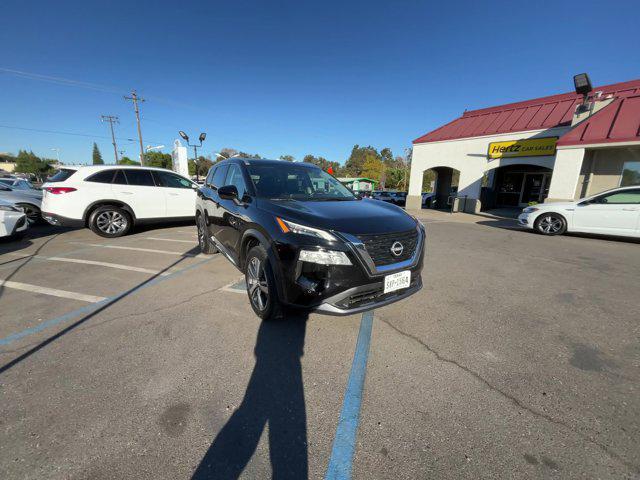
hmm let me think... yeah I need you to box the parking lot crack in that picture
[378,317,639,474]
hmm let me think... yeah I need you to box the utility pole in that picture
[124,90,145,165]
[101,115,120,164]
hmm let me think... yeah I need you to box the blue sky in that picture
[1,0,639,165]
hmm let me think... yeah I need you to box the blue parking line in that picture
[325,310,374,480]
[0,257,213,347]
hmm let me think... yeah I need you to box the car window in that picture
[598,190,640,204]
[153,171,193,189]
[123,169,155,186]
[224,164,247,199]
[113,170,127,185]
[205,166,216,187]
[85,170,116,183]
[211,165,228,189]
[47,168,76,182]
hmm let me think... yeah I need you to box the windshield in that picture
[246,163,355,201]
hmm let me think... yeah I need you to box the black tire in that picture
[534,212,567,236]
[88,205,132,238]
[16,203,41,225]
[245,245,282,321]
[197,212,218,254]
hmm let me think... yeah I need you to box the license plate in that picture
[384,270,411,294]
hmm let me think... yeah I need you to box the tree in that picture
[344,145,380,177]
[303,155,343,176]
[193,156,213,177]
[143,151,172,169]
[279,155,295,162]
[92,143,104,165]
[119,156,140,165]
[360,154,384,182]
[14,150,53,181]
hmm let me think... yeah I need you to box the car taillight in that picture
[44,187,77,194]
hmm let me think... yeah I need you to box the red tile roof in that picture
[413,79,640,144]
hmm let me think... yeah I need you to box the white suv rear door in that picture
[114,169,166,219]
[151,170,196,218]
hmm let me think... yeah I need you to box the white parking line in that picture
[7,253,172,276]
[144,237,195,243]
[0,280,107,303]
[69,242,205,257]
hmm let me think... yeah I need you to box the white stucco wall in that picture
[546,147,585,201]
[407,127,571,211]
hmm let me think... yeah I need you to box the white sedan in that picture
[518,186,640,238]
[0,199,29,238]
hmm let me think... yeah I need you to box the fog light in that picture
[299,249,352,266]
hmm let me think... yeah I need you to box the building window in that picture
[621,161,640,187]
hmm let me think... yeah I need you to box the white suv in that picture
[41,165,198,237]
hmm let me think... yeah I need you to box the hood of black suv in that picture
[257,197,417,235]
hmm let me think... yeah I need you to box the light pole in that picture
[51,148,60,163]
[179,131,206,181]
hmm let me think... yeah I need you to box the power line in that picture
[124,91,145,165]
[0,124,162,144]
[101,115,120,164]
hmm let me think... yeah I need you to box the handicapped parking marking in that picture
[325,310,374,480]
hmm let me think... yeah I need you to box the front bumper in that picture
[272,223,426,315]
[517,212,534,228]
[11,214,29,235]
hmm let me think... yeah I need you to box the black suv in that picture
[196,159,425,320]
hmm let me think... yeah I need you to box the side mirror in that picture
[218,184,238,200]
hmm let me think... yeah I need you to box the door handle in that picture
[119,191,134,195]
[168,193,179,196]
[622,207,639,211]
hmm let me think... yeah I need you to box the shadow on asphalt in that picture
[192,311,309,480]
[131,218,195,234]
[0,246,200,375]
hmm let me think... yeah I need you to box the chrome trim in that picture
[209,235,238,266]
[338,224,424,277]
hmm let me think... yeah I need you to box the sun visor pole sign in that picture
[487,137,558,159]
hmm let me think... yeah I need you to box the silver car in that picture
[0,178,43,224]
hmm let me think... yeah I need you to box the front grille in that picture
[356,228,418,266]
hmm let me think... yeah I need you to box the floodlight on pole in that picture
[178,130,207,181]
[145,144,165,152]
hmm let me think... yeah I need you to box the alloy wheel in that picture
[19,205,40,224]
[197,216,206,249]
[96,211,127,235]
[538,215,563,234]
[247,257,269,311]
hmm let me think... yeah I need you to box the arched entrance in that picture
[481,164,553,209]
[421,166,461,209]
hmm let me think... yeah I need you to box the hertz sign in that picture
[488,137,558,159]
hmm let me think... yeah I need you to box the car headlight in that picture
[0,205,20,212]
[276,217,337,241]
[522,207,539,213]
[299,249,352,266]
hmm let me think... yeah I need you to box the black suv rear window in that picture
[47,169,76,182]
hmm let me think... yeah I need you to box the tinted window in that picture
[224,164,247,199]
[211,165,228,189]
[621,161,640,187]
[153,171,193,189]
[123,169,155,186]
[205,167,216,186]
[47,169,76,182]
[85,170,116,183]
[599,190,640,204]
[113,170,127,184]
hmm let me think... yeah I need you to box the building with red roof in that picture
[406,77,640,212]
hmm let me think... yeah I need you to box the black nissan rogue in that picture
[196,159,425,320]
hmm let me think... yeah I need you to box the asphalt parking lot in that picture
[1,212,639,479]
